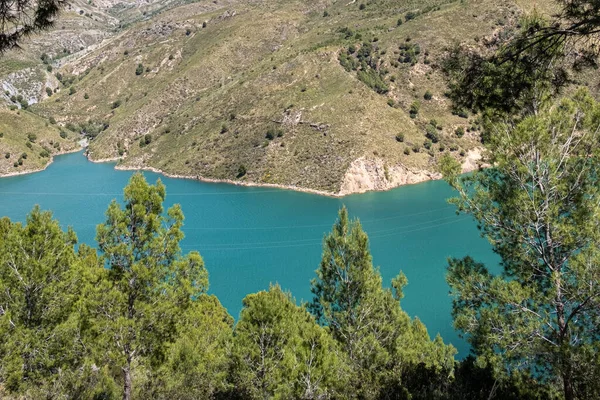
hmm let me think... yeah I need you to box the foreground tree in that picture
[0,207,98,398]
[444,0,600,127]
[0,0,69,52]
[441,89,600,400]
[309,207,455,399]
[231,285,348,399]
[145,294,233,400]
[90,173,209,400]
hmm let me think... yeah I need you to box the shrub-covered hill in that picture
[32,0,550,194]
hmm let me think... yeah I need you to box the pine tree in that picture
[442,89,600,400]
[231,284,348,399]
[91,172,208,400]
[0,207,98,398]
[309,207,455,399]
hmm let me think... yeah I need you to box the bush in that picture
[397,18,403,26]
[4,153,9,159]
[439,143,446,152]
[323,10,329,17]
[46,87,53,97]
[0,132,3,137]
[359,3,366,10]
[111,100,122,109]
[28,133,37,143]
[387,99,395,107]
[403,147,410,155]
[46,65,52,72]
[405,11,418,21]
[220,124,229,134]
[409,101,420,118]
[69,87,76,95]
[135,64,144,75]
[395,133,404,142]
[59,130,67,139]
[39,150,50,158]
[265,127,283,140]
[21,152,27,159]
[460,149,466,157]
[84,93,89,99]
[423,140,432,150]
[26,142,33,149]
[455,127,465,138]
[412,145,420,153]
[425,125,440,143]
[424,90,433,100]
[237,165,247,178]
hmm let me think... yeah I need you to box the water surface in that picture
[0,152,498,356]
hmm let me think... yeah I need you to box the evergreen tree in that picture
[231,284,348,399]
[90,172,208,400]
[309,207,455,399]
[0,207,98,398]
[442,89,600,400]
[145,294,233,400]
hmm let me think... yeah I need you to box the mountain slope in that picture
[9,0,558,193]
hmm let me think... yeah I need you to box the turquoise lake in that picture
[0,152,498,357]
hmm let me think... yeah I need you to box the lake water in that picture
[0,151,498,357]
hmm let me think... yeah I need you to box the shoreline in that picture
[0,147,84,178]
[1,150,474,197]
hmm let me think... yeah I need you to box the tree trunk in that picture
[563,368,574,400]
[123,362,132,400]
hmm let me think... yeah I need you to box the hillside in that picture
[5,0,555,193]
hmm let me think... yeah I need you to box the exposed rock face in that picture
[338,157,441,196]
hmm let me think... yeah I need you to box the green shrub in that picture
[439,143,446,152]
[69,87,76,95]
[21,152,27,159]
[265,127,283,140]
[395,133,404,142]
[135,64,144,75]
[28,133,37,143]
[46,87,53,97]
[397,18,403,26]
[359,3,366,10]
[409,101,420,118]
[460,149,466,157]
[423,140,432,150]
[84,93,89,99]
[237,165,247,178]
[46,65,52,72]
[412,145,420,153]
[39,150,50,158]
[425,124,440,143]
[404,147,410,155]
[455,127,465,138]
[424,90,433,100]
[111,100,122,109]
[0,132,3,137]
[405,11,418,21]
[220,124,229,134]
[387,99,395,107]
[4,153,9,159]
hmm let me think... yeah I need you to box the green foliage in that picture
[265,127,283,140]
[455,126,465,137]
[409,101,420,118]
[236,164,247,178]
[69,87,76,95]
[425,123,440,143]
[310,207,455,399]
[27,133,37,142]
[395,133,404,142]
[45,87,52,97]
[445,89,600,400]
[424,90,433,100]
[0,208,98,398]
[232,285,348,399]
[145,295,233,400]
[135,63,144,75]
[111,100,122,109]
[92,173,210,399]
